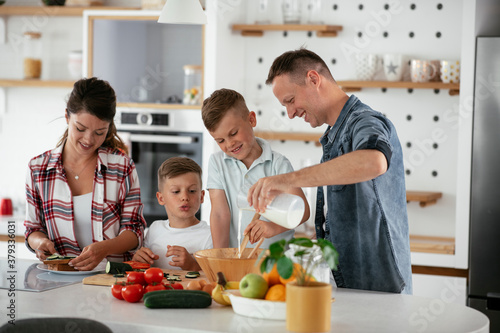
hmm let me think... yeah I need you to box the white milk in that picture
[239,193,305,229]
[237,209,243,257]
[260,208,304,229]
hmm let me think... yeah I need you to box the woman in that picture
[24,77,146,271]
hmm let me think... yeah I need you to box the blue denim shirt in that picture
[315,95,413,294]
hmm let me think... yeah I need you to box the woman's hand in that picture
[132,247,159,265]
[70,241,108,271]
[166,245,200,271]
[34,238,57,261]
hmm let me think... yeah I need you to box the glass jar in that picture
[306,0,323,24]
[255,0,270,24]
[282,0,301,24]
[23,31,42,79]
[183,65,202,105]
[67,50,83,79]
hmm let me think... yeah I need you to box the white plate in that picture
[37,260,107,275]
[36,272,86,283]
[227,290,286,321]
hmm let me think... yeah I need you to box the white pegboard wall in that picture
[239,0,463,238]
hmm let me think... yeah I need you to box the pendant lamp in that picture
[157,0,207,25]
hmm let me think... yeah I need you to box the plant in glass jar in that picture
[259,237,339,286]
[259,237,339,333]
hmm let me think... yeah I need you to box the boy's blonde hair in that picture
[157,157,202,190]
[201,88,250,132]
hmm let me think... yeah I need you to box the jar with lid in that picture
[67,50,83,79]
[23,31,42,79]
[183,65,202,105]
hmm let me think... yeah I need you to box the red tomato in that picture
[111,283,125,300]
[121,284,144,303]
[144,268,164,284]
[168,282,184,290]
[145,283,167,294]
[127,271,147,286]
[123,261,151,270]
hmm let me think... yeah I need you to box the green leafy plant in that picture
[259,238,339,286]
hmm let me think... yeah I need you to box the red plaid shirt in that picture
[24,145,146,262]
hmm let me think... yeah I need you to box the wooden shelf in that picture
[296,232,455,256]
[406,191,443,207]
[337,80,460,96]
[410,235,455,255]
[0,234,24,243]
[412,265,467,278]
[0,79,75,88]
[254,131,322,145]
[0,6,140,16]
[232,24,343,37]
[116,102,201,110]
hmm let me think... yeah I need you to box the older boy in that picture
[202,88,310,249]
[132,157,212,271]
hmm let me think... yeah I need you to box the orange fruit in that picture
[279,263,303,285]
[265,284,286,302]
[262,263,281,286]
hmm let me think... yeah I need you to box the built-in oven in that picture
[116,108,205,226]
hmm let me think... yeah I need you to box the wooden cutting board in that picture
[82,268,209,287]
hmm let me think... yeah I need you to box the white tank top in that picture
[73,192,93,249]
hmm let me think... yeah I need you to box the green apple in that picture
[239,273,268,299]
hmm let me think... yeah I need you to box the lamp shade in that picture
[157,0,207,25]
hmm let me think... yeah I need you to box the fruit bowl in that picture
[194,248,263,284]
[226,290,286,321]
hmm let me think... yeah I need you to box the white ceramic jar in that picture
[68,50,83,80]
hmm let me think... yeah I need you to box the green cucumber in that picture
[46,254,76,260]
[143,290,212,309]
[143,289,210,300]
[105,261,133,275]
[185,271,200,278]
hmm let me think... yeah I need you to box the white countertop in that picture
[0,260,489,333]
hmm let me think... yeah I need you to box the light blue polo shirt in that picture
[207,137,295,249]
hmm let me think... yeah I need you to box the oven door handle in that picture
[129,134,195,144]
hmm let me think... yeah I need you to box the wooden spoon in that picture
[238,213,261,258]
[238,234,249,258]
[247,237,264,259]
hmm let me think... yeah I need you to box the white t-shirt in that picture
[73,192,93,249]
[144,219,213,270]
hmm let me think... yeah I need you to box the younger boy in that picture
[132,157,212,271]
[202,88,310,249]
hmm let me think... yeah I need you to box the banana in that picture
[212,283,231,306]
[225,281,240,290]
[211,272,238,306]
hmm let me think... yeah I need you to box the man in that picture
[248,48,412,294]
